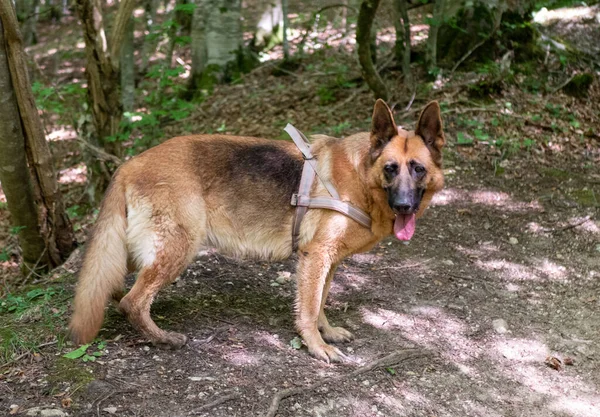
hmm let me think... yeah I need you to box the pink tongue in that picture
[394,214,416,241]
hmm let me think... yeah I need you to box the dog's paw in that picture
[321,326,354,343]
[153,332,188,350]
[308,342,346,363]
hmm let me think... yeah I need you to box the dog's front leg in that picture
[295,250,345,362]
[318,263,354,343]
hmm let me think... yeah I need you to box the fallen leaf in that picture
[9,404,20,415]
[290,336,303,350]
[545,356,562,371]
[63,344,90,359]
[61,397,73,408]
[564,357,575,366]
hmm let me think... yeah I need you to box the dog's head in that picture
[368,99,445,240]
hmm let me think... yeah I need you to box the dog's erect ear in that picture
[416,101,445,155]
[370,99,398,160]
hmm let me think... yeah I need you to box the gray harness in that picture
[284,124,372,251]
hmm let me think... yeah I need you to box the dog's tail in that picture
[69,175,128,345]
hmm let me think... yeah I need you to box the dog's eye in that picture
[384,164,398,174]
[414,165,426,174]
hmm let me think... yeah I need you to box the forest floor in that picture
[1,4,600,417]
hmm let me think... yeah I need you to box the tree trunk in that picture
[435,0,536,67]
[140,0,161,73]
[426,0,444,71]
[121,17,135,112]
[394,0,412,89]
[281,0,289,60]
[190,0,243,89]
[356,0,387,100]
[75,0,136,200]
[0,5,75,271]
[205,0,242,72]
[190,0,208,89]
[251,0,283,53]
[75,0,121,199]
[20,0,39,45]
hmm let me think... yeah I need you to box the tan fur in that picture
[69,100,445,362]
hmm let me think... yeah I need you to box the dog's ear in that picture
[370,99,398,160]
[416,101,445,155]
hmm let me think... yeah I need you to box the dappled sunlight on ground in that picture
[253,331,286,350]
[527,216,599,235]
[58,164,87,184]
[362,306,480,368]
[455,242,501,257]
[222,349,262,366]
[475,257,569,282]
[534,5,600,25]
[47,128,77,142]
[494,338,549,362]
[432,188,543,212]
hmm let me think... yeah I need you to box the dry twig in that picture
[190,392,242,415]
[541,215,593,233]
[0,340,58,369]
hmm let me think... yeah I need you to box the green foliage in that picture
[0,286,57,315]
[9,225,26,235]
[456,132,474,146]
[174,3,196,14]
[317,86,336,105]
[562,73,593,98]
[32,81,87,126]
[290,336,303,350]
[112,64,197,154]
[63,340,107,362]
[331,121,352,136]
[0,284,70,363]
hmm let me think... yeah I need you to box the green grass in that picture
[0,280,73,364]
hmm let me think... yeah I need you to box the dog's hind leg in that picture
[118,225,197,349]
[317,263,354,344]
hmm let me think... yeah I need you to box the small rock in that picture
[483,222,491,230]
[270,282,280,287]
[26,409,67,417]
[509,237,518,245]
[189,376,215,382]
[442,260,454,266]
[277,271,291,280]
[143,346,150,352]
[275,276,287,285]
[493,319,508,334]
[362,380,370,386]
[102,407,118,415]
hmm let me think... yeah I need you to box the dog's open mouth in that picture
[394,214,416,241]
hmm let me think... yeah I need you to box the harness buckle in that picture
[291,194,299,206]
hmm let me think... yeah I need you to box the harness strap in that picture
[285,124,372,251]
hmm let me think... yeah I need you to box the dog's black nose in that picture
[393,203,411,213]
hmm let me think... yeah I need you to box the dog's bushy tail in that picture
[69,177,128,345]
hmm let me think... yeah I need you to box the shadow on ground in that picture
[3,165,599,417]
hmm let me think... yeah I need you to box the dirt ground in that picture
[3,128,599,416]
[1,3,600,417]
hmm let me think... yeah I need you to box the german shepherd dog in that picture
[70,99,445,362]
